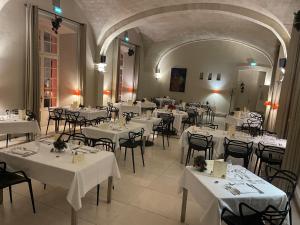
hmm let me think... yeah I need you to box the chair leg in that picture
[9,186,12,203]
[63,121,67,133]
[46,119,50,135]
[185,147,191,166]
[140,145,145,167]
[97,184,100,206]
[131,148,135,173]
[257,161,262,176]
[124,148,127,160]
[289,208,293,225]
[167,135,170,147]
[162,134,165,149]
[27,180,36,213]
[6,134,9,147]
[244,157,249,169]
[152,132,155,142]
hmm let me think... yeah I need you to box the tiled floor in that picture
[0,119,299,225]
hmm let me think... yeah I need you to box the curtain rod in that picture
[24,3,84,26]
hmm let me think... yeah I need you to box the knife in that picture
[246,183,264,194]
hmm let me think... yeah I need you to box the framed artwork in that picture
[199,72,204,80]
[217,73,221,81]
[169,68,187,92]
[208,73,212,80]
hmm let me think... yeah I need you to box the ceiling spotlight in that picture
[51,15,63,34]
[128,48,135,56]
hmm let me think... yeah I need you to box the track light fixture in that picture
[51,15,63,34]
[128,48,135,56]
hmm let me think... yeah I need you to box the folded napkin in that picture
[11,148,36,156]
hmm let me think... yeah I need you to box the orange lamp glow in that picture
[212,90,220,94]
[272,103,279,110]
[72,90,81,96]
[264,101,272,106]
[103,90,111,95]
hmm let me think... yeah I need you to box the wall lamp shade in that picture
[212,90,220,94]
[103,90,111,95]
[294,11,300,31]
[272,103,279,110]
[73,89,81,96]
[155,67,161,80]
[279,58,287,74]
[264,101,272,106]
[96,55,107,72]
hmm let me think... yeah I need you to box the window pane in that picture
[44,58,51,68]
[44,42,51,53]
[44,32,50,42]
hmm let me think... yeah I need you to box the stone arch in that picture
[98,3,290,57]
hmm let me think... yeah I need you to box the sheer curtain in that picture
[277,14,300,206]
[25,4,40,123]
[79,24,87,105]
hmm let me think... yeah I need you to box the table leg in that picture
[180,146,184,164]
[107,176,113,203]
[180,188,188,223]
[71,207,78,225]
[0,188,3,205]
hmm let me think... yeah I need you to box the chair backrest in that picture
[239,202,289,225]
[108,106,119,118]
[65,110,80,122]
[69,133,87,145]
[257,143,285,163]
[128,128,144,143]
[93,138,114,151]
[26,110,36,121]
[265,165,297,201]
[187,132,213,149]
[224,137,253,155]
[122,112,139,121]
[246,118,262,136]
[49,108,63,119]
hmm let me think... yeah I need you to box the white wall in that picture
[139,40,272,113]
[0,0,97,111]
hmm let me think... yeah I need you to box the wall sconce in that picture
[96,55,107,72]
[212,90,220,94]
[294,10,300,31]
[103,90,111,95]
[264,101,272,107]
[272,103,279,110]
[72,89,81,96]
[240,82,245,93]
[155,67,161,80]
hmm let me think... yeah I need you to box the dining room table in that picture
[0,139,121,225]
[63,107,108,120]
[179,126,287,164]
[0,114,41,144]
[82,121,147,150]
[113,103,142,116]
[179,163,289,225]
[153,109,188,134]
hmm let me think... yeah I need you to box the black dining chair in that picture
[245,119,263,137]
[46,108,64,135]
[223,137,253,168]
[221,202,290,225]
[68,133,89,145]
[254,143,285,176]
[182,109,197,131]
[108,106,119,120]
[0,161,36,213]
[92,137,115,152]
[185,132,213,166]
[119,129,145,173]
[122,112,139,122]
[152,115,174,149]
[63,111,80,135]
[265,165,297,225]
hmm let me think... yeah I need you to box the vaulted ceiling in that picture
[74,0,300,59]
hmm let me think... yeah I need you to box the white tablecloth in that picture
[131,117,162,136]
[78,109,107,120]
[82,122,146,149]
[225,115,247,126]
[0,118,40,134]
[0,141,120,211]
[114,103,142,116]
[153,109,188,133]
[180,126,287,161]
[179,165,289,225]
[155,98,176,108]
[140,101,157,109]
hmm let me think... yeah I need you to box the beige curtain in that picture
[132,46,141,100]
[111,39,121,103]
[25,4,40,123]
[276,26,300,138]
[79,24,87,105]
